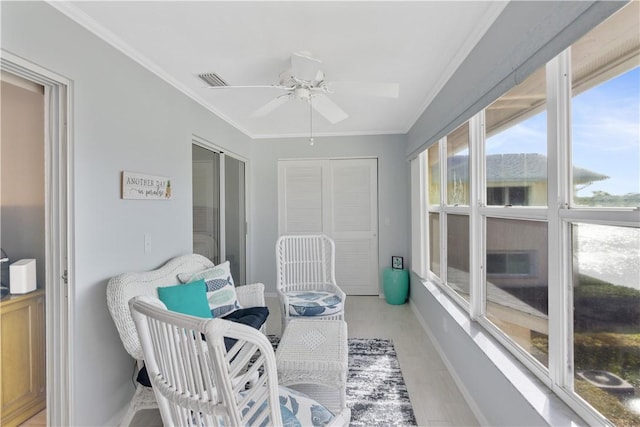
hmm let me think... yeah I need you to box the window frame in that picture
[419,45,640,426]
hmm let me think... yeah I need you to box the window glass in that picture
[447,123,470,206]
[447,214,470,301]
[485,67,547,207]
[572,223,640,425]
[429,212,440,277]
[571,1,639,208]
[487,252,532,275]
[485,218,549,366]
[427,143,440,206]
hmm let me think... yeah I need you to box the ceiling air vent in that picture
[198,72,228,87]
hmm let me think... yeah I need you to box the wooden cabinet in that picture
[0,290,45,426]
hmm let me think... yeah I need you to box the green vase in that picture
[383,267,409,305]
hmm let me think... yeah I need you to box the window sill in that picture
[410,277,587,426]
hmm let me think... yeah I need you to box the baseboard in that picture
[408,298,489,426]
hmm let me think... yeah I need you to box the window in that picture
[416,2,639,425]
[427,143,440,206]
[427,142,442,279]
[447,214,470,301]
[572,224,640,425]
[447,122,470,206]
[426,123,473,303]
[480,64,550,365]
[485,67,547,207]
[428,212,440,277]
[485,218,548,364]
[567,2,640,423]
[571,1,640,208]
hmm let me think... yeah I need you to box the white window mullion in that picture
[469,111,485,320]
[546,50,572,392]
[440,138,448,285]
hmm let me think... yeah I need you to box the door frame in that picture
[1,50,74,426]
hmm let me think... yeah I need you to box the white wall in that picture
[249,135,410,295]
[1,2,252,425]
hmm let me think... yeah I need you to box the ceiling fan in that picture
[201,51,399,125]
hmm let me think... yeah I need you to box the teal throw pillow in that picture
[157,279,213,318]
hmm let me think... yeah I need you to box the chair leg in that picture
[280,302,290,334]
[119,385,158,426]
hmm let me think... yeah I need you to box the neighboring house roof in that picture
[446,153,609,185]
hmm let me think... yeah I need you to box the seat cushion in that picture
[221,306,269,351]
[287,291,343,317]
[242,385,335,427]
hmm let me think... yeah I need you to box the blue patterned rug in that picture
[269,336,417,426]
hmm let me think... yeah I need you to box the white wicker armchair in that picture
[276,234,346,332]
[129,296,350,427]
[106,253,266,426]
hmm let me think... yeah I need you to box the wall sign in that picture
[121,171,172,200]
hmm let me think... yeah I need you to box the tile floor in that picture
[268,295,477,427]
[336,296,479,427]
[24,296,479,426]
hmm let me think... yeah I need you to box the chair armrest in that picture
[330,284,347,302]
[236,282,266,307]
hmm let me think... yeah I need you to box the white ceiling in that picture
[53,1,507,139]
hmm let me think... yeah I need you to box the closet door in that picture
[278,159,378,295]
[278,160,325,234]
[329,159,378,295]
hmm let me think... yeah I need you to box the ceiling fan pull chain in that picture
[309,97,314,146]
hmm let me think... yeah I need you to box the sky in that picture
[486,66,640,198]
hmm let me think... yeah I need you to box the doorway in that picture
[1,52,71,426]
[278,158,379,295]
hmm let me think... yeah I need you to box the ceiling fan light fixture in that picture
[294,87,311,100]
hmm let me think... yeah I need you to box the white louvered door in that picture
[278,158,378,295]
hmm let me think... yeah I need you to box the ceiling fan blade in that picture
[250,94,292,118]
[327,81,400,98]
[311,94,348,124]
[291,52,323,82]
